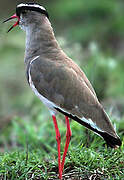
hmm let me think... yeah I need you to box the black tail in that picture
[100,132,122,148]
[55,107,122,148]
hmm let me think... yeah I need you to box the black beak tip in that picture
[3,15,19,32]
[7,26,13,33]
[3,18,10,23]
[3,20,6,23]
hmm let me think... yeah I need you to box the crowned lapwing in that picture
[4,3,121,179]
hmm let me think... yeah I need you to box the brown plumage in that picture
[29,53,121,147]
[4,3,121,179]
[24,11,121,147]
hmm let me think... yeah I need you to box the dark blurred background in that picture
[0,0,124,134]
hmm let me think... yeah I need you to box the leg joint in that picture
[56,132,61,142]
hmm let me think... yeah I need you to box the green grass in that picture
[0,112,123,180]
[0,145,123,179]
[0,17,124,180]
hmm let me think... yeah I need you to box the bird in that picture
[4,2,121,179]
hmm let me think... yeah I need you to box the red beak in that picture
[3,14,20,32]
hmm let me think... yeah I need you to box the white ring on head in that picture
[17,3,46,11]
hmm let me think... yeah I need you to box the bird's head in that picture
[3,3,49,32]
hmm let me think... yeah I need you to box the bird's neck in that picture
[24,18,61,65]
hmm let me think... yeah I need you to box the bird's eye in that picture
[22,10,27,15]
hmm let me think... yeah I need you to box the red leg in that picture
[52,115,62,179]
[61,116,72,173]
